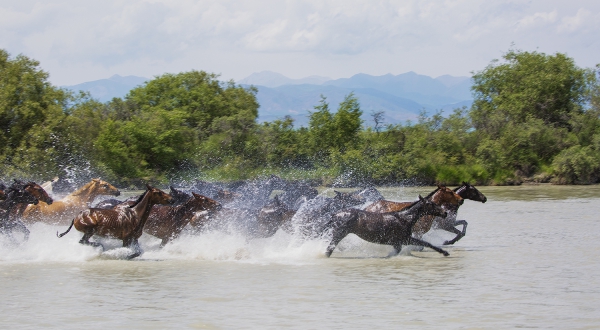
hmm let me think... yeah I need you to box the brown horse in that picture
[325,195,449,257]
[0,183,6,201]
[144,192,222,247]
[57,185,173,259]
[9,180,54,221]
[364,186,463,239]
[22,179,120,225]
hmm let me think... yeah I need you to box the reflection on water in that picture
[1,185,600,328]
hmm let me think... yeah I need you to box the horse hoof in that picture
[443,251,449,256]
[126,252,141,260]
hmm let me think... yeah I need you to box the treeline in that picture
[1,48,599,186]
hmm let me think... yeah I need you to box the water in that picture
[1,185,600,329]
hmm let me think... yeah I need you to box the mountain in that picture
[63,71,473,126]
[251,72,473,126]
[239,71,331,88]
[63,75,148,102]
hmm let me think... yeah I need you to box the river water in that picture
[1,185,599,329]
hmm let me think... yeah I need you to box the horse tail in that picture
[57,219,75,238]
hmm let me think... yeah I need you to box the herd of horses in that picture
[0,176,487,259]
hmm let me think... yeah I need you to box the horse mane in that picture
[70,180,96,196]
[453,182,469,192]
[129,189,149,208]
[403,198,422,211]
[424,186,441,199]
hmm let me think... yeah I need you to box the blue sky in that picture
[1,0,598,86]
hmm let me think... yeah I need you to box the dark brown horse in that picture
[325,195,449,257]
[0,183,6,201]
[1,183,39,242]
[144,191,222,247]
[57,185,173,259]
[9,180,53,222]
[364,186,463,239]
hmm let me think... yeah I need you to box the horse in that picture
[364,186,463,238]
[226,175,285,209]
[286,191,367,239]
[190,180,240,204]
[0,183,39,242]
[435,182,487,245]
[93,186,191,210]
[190,196,295,240]
[57,185,173,259]
[22,179,120,225]
[325,195,449,257]
[9,180,54,222]
[276,181,319,210]
[144,191,222,247]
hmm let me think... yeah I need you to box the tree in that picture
[0,49,71,179]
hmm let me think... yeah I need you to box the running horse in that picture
[57,185,173,259]
[325,195,449,257]
[144,191,222,247]
[364,186,463,239]
[9,180,54,222]
[0,183,40,242]
[22,179,120,225]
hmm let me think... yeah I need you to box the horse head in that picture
[432,185,464,208]
[190,192,222,214]
[14,179,53,205]
[169,186,192,205]
[146,184,174,205]
[6,185,39,206]
[416,194,447,218]
[91,179,121,197]
[456,182,487,203]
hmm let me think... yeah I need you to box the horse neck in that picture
[431,189,459,210]
[398,200,431,224]
[69,182,101,203]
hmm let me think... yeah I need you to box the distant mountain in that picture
[63,75,148,102]
[251,71,473,126]
[64,71,473,127]
[239,71,331,88]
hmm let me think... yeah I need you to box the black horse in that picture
[433,182,487,245]
[325,195,449,257]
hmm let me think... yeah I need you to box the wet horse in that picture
[22,179,120,225]
[57,185,173,259]
[287,191,367,239]
[9,180,54,223]
[436,182,487,245]
[190,196,295,240]
[144,191,222,247]
[0,183,39,242]
[364,186,463,239]
[325,195,449,257]
[0,183,6,201]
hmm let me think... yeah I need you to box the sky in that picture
[1,0,599,86]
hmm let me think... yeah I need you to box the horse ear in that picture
[146,183,153,190]
[418,194,424,200]
[191,192,200,198]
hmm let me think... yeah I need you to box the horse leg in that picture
[13,220,30,242]
[79,232,105,251]
[160,237,170,248]
[124,237,142,259]
[325,229,349,257]
[443,220,468,245]
[406,237,449,256]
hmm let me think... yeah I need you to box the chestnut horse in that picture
[144,191,222,247]
[57,185,173,259]
[364,186,463,239]
[1,183,39,242]
[325,195,449,257]
[22,179,120,225]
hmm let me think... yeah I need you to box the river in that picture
[1,184,599,329]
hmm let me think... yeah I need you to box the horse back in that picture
[364,200,412,213]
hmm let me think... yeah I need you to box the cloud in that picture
[1,0,599,85]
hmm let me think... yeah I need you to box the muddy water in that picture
[1,185,599,329]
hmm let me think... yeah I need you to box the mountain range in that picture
[64,71,473,126]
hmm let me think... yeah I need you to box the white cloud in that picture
[0,0,599,85]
